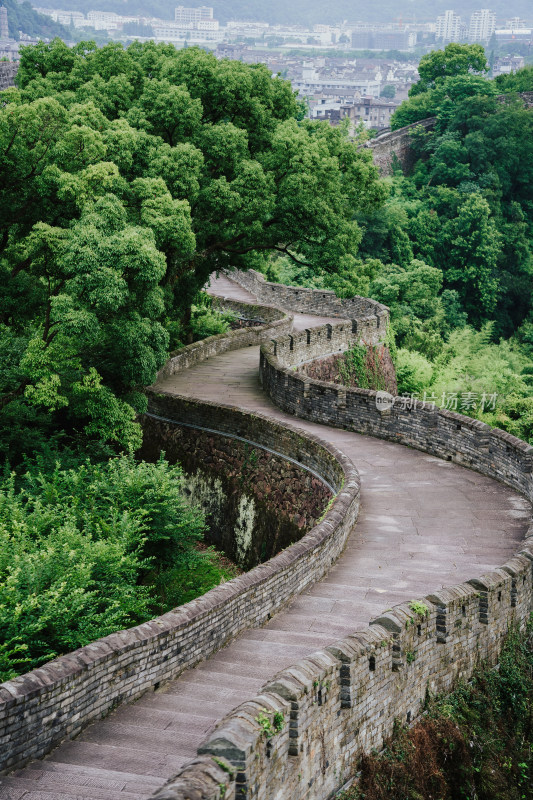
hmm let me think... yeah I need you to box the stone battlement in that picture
[151,302,533,800]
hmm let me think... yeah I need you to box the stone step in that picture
[164,671,260,695]
[0,775,145,800]
[25,761,164,791]
[134,693,234,720]
[109,705,218,732]
[47,741,188,779]
[79,721,206,754]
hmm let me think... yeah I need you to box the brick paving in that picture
[1,273,529,799]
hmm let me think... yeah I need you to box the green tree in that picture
[1,41,385,449]
[494,64,533,93]
[438,194,502,325]
[410,43,488,96]
[380,84,396,99]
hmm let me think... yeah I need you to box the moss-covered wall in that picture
[140,415,332,571]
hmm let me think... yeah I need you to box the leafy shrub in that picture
[0,454,208,681]
[344,621,533,800]
[395,348,433,395]
[189,304,236,341]
[166,294,236,350]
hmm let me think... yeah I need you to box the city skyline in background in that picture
[1,0,531,134]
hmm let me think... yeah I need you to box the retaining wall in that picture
[0,390,359,775]
[152,315,533,800]
[140,409,332,570]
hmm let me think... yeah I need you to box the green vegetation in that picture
[2,0,69,41]
[338,343,390,392]
[255,709,285,739]
[408,601,429,617]
[267,47,533,444]
[342,621,533,800]
[1,39,382,451]
[0,453,201,681]
[0,40,383,678]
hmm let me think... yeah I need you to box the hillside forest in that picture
[0,40,531,679]
[0,39,384,679]
[267,45,533,446]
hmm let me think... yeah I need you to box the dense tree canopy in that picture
[410,43,488,97]
[0,39,384,450]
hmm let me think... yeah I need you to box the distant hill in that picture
[4,0,69,40]
[36,0,533,26]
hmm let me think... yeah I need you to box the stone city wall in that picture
[229,269,389,338]
[151,317,533,800]
[155,296,292,382]
[366,94,532,177]
[154,549,532,800]
[0,63,17,91]
[0,394,360,774]
[365,117,437,176]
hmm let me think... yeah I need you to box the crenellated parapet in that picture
[150,289,533,800]
[229,268,389,344]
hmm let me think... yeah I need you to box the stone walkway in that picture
[1,274,529,800]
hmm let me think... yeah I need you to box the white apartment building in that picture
[505,17,525,28]
[153,19,222,42]
[435,10,463,42]
[468,9,495,42]
[174,6,213,23]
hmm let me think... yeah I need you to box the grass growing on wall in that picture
[340,620,533,800]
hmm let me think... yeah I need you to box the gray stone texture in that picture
[1,272,530,800]
[0,63,17,91]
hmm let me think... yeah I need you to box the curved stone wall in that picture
[151,313,533,800]
[141,404,334,571]
[155,295,292,382]
[0,378,360,775]
[229,269,389,345]
[364,117,437,175]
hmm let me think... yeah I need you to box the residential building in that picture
[468,9,495,43]
[505,17,525,28]
[0,5,8,39]
[435,10,464,42]
[174,6,213,23]
[313,96,398,131]
[492,54,525,76]
[152,19,222,42]
[351,29,416,51]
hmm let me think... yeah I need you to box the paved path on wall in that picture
[1,274,529,800]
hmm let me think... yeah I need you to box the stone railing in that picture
[155,295,292,381]
[229,269,389,344]
[151,316,533,800]
[0,393,360,775]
